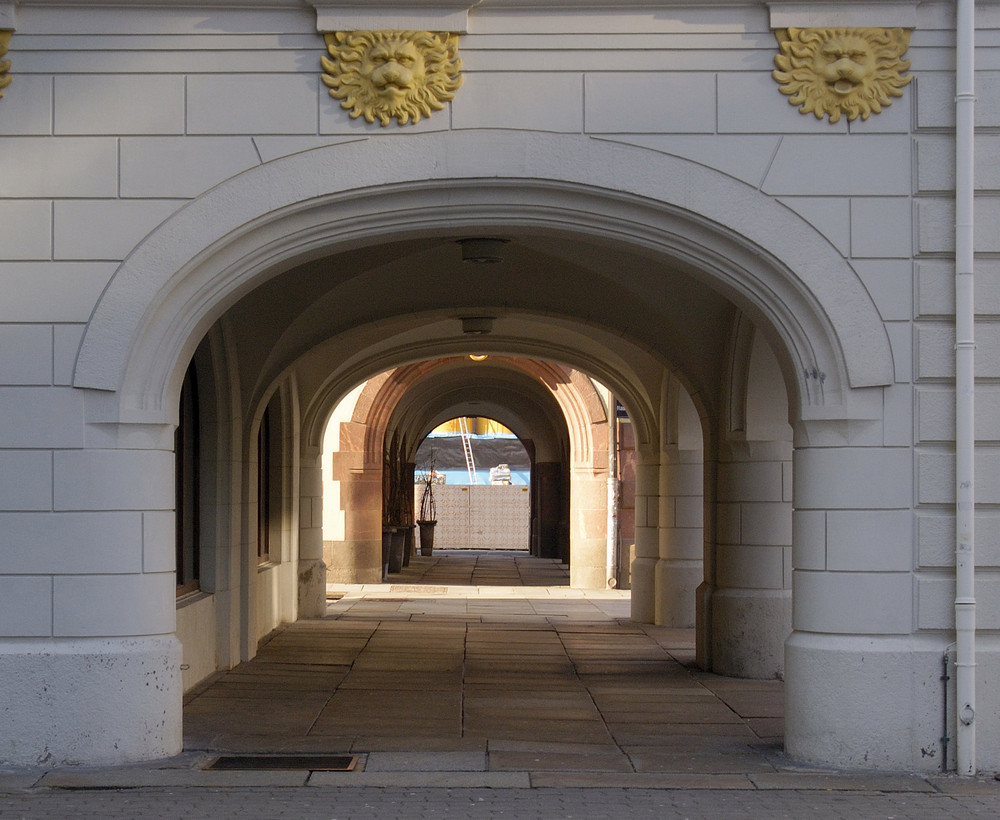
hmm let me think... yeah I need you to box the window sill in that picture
[176,589,212,608]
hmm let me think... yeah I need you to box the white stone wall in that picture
[0,0,997,774]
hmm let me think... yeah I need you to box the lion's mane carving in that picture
[0,32,12,98]
[772,27,912,123]
[321,30,462,126]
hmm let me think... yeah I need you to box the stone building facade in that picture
[0,0,996,777]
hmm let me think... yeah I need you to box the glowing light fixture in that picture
[469,354,488,362]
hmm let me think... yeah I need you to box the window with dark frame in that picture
[257,404,273,564]
[175,363,200,595]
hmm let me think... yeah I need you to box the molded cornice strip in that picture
[314,2,481,34]
[767,2,918,29]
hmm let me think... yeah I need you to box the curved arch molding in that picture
[73,131,893,419]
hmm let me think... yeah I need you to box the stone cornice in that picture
[315,1,480,33]
[10,0,975,10]
[767,1,918,29]
[8,0,983,20]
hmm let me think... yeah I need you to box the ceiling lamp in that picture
[469,354,488,362]
[459,237,508,263]
[461,316,494,335]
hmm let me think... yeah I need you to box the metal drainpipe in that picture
[954,0,977,777]
[607,396,619,589]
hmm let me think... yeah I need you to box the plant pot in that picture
[401,524,415,567]
[388,527,406,574]
[381,527,395,581]
[417,520,437,556]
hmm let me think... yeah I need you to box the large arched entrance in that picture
[60,131,903,770]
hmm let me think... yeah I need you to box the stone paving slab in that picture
[350,736,488,752]
[487,739,621,754]
[0,771,43,792]
[364,751,487,772]
[628,751,780,774]
[489,750,634,772]
[37,768,311,789]
[530,771,756,789]
[308,770,532,788]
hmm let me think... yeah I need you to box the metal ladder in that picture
[458,416,478,484]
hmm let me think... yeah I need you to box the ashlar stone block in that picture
[0,137,117,197]
[826,509,912,572]
[53,572,176,637]
[0,75,54,136]
[793,570,912,633]
[0,325,52,385]
[0,576,52,637]
[794,447,910,510]
[187,73,319,135]
[55,75,185,135]
[453,72,582,132]
[0,511,143,574]
[719,70,845,133]
[917,450,1000,505]
[918,259,1000,318]
[585,72,716,133]
[53,449,174,511]
[0,200,52,260]
[0,263,115,323]
[850,196,912,258]
[763,136,911,196]
[54,199,181,261]
[792,509,826,571]
[121,137,262,198]
[0,387,84,448]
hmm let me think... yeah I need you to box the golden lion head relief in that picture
[321,30,463,126]
[0,32,12,98]
[773,27,912,123]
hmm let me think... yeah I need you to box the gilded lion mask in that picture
[322,30,463,126]
[773,27,912,123]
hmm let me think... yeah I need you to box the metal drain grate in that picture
[206,754,358,771]
[390,585,448,594]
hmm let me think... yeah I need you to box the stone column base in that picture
[298,557,328,618]
[654,558,700,627]
[0,636,182,767]
[324,539,381,583]
[630,556,657,623]
[710,587,791,679]
[785,631,956,772]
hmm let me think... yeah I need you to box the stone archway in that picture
[317,358,617,588]
[74,131,891,415]
[62,130,899,769]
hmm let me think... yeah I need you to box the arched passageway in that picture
[321,358,619,585]
[52,132,902,771]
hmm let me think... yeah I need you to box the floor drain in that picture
[206,754,358,771]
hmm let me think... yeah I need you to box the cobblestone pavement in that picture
[4,552,1000,818]
[3,784,1000,819]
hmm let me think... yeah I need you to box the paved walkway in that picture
[3,550,1000,818]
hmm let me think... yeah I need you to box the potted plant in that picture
[416,467,438,556]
